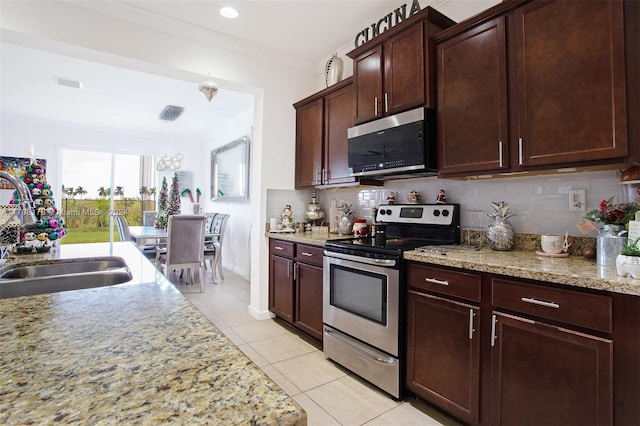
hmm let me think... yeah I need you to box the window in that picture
[60,149,156,244]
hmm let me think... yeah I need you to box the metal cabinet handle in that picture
[287,260,291,278]
[301,252,314,257]
[274,246,284,251]
[424,277,449,286]
[384,93,389,112]
[491,314,498,347]
[498,141,503,168]
[293,263,298,281]
[518,137,523,166]
[316,170,322,185]
[468,309,476,340]
[521,297,559,309]
[323,169,329,183]
[374,96,378,116]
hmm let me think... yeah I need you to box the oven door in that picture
[323,252,399,356]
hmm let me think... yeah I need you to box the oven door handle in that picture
[324,251,396,267]
[324,327,396,365]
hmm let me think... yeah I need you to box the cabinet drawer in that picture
[407,263,481,303]
[295,244,324,267]
[492,278,612,334]
[270,239,294,258]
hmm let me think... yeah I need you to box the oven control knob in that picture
[385,209,392,215]
[433,210,440,216]
[442,209,450,217]
[380,209,386,215]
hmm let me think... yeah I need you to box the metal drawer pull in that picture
[425,277,449,286]
[491,314,497,347]
[521,297,559,309]
[468,309,475,340]
[274,246,284,251]
[301,252,314,257]
[518,137,523,166]
[498,141,503,168]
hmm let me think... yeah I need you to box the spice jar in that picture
[353,219,368,237]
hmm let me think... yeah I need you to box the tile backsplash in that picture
[267,169,627,237]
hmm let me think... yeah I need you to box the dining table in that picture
[128,226,169,245]
[129,225,220,245]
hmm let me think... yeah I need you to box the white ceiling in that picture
[0,0,499,143]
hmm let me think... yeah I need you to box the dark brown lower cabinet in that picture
[490,312,613,426]
[406,290,480,424]
[294,261,323,341]
[269,252,294,323]
[268,239,323,342]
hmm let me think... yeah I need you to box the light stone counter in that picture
[0,242,306,425]
[266,232,640,297]
[404,247,640,297]
[266,230,351,247]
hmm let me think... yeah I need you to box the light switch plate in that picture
[569,189,586,212]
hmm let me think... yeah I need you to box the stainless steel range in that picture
[323,203,460,398]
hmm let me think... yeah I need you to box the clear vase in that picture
[597,224,627,266]
[486,217,515,251]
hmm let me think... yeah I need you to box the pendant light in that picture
[199,80,219,102]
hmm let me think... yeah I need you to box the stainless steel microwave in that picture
[347,107,436,179]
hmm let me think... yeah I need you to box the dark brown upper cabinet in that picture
[435,0,636,177]
[294,79,357,188]
[348,7,455,125]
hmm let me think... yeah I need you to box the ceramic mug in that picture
[541,234,564,254]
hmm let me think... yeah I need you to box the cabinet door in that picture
[437,17,508,175]
[295,98,324,188]
[384,23,425,115]
[324,83,356,186]
[353,45,383,124]
[269,255,295,322]
[295,262,323,341]
[516,0,627,167]
[490,312,613,426]
[406,290,480,424]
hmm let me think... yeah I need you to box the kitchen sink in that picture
[0,257,132,298]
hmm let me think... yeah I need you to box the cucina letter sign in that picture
[354,0,421,48]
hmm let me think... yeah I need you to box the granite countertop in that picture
[266,233,640,297]
[0,242,306,425]
[266,230,351,247]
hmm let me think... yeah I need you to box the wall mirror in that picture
[210,135,250,202]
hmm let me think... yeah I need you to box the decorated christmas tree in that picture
[154,176,169,229]
[168,172,181,216]
[13,161,67,253]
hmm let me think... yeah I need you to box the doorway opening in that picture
[59,149,156,244]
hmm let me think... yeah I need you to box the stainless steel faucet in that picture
[0,170,37,225]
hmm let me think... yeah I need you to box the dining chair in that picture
[203,213,229,282]
[155,214,207,292]
[142,211,157,226]
[111,213,156,258]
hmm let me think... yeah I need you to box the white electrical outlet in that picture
[569,189,586,212]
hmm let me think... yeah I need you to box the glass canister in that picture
[353,219,368,237]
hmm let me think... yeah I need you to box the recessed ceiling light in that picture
[220,6,238,19]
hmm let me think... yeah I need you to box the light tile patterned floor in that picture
[171,267,461,426]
